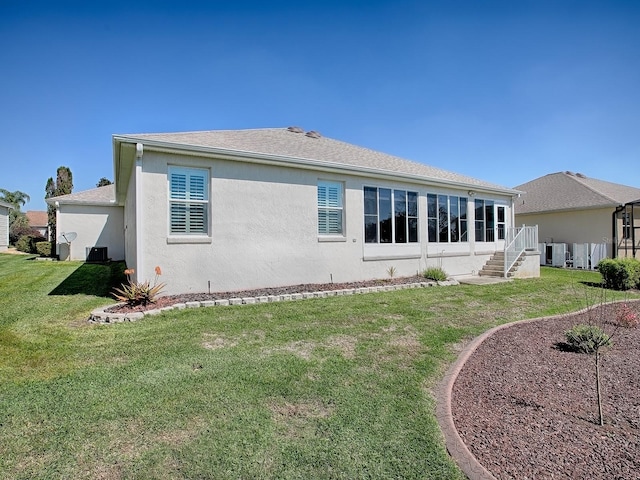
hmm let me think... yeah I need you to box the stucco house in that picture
[48,185,124,262]
[514,172,640,265]
[49,127,538,294]
[0,200,12,251]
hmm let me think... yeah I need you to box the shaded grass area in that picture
[1,254,638,479]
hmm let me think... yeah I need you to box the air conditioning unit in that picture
[86,246,108,262]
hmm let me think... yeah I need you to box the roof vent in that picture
[576,172,586,178]
[565,171,574,176]
[305,130,321,139]
[287,126,304,133]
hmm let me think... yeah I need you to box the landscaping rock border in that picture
[89,279,459,324]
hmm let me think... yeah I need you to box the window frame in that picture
[427,194,468,243]
[317,180,345,237]
[168,166,210,237]
[364,186,418,244]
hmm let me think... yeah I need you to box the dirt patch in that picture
[269,399,335,439]
[451,300,640,479]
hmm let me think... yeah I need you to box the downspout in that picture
[135,143,144,283]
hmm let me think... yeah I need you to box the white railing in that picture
[504,225,538,277]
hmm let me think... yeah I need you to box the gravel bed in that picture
[451,300,640,480]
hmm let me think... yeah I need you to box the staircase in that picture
[479,251,524,278]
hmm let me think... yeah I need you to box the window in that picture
[623,212,631,239]
[317,181,344,235]
[364,187,418,244]
[497,206,506,240]
[475,199,495,242]
[428,194,467,242]
[169,167,209,235]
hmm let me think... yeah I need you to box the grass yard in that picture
[1,254,637,479]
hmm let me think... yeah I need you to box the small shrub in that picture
[613,303,639,328]
[387,266,397,278]
[35,241,52,257]
[564,324,612,354]
[423,266,448,282]
[112,266,166,307]
[597,258,640,290]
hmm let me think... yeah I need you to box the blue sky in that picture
[1,0,639,211]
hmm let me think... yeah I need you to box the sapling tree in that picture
[564,323,612,426]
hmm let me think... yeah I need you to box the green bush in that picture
[35,241,52,257]
[423,266,448,282]
[16,234,47,254]
[597,258,640,290]
[564,324,612,354]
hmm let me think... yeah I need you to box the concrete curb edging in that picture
[89,279,456,324]
[434,301,633,480]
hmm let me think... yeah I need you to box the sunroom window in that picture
[169,167,209,235]
[364,187,418,244]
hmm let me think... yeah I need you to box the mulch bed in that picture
[451,300,640,480]
[106,275,428,313]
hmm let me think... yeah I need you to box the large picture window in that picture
[169,167,209,235]
[364,187,418,244]
[428,194,467,243]
[317,181,344,235]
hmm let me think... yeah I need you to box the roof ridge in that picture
[563,172,618,204]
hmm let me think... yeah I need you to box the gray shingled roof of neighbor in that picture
[45,185,116,206]
[113,127,518,194]
[0,201,13,209]
[514,171,640,215]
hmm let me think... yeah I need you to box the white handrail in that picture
[504,225,538,277]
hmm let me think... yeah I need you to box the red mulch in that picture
[451,300,640,480]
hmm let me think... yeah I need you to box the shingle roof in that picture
[115,127,516,193]
[0,200,13,209]
[514,172,640,214]
[25,211,48,226]
[46,185,116,206]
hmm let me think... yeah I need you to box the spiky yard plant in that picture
[112,266,166,307]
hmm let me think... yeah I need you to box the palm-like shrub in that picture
[112,267,166,307]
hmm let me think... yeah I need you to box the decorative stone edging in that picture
[88,279,459,324]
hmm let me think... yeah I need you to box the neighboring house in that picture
[0,200,12,251]
[46,185,124,262]
[25,211,50,239]
[514,172,640,264]
[50,127,538,294]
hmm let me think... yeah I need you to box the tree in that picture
[96,177,112,187]
[45,166,73,245]
[0,189,31,245]
[0,189,30,208]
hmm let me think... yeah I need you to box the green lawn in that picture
[1,254,637,479]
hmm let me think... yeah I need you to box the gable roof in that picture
[0,200,13,210]
[514,171,640,215]
[113,127,518,203]
[25,211,48,227]
[45,185,116,206]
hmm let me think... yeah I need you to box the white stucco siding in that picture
[516,207,613,257]
[56,205,124,261]
[134,151,515,294]
[124,165,138,273]
[0,205,9,251]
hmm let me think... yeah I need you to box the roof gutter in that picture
[113,135,521,197]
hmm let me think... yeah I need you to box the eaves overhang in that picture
[113,135,521,198]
